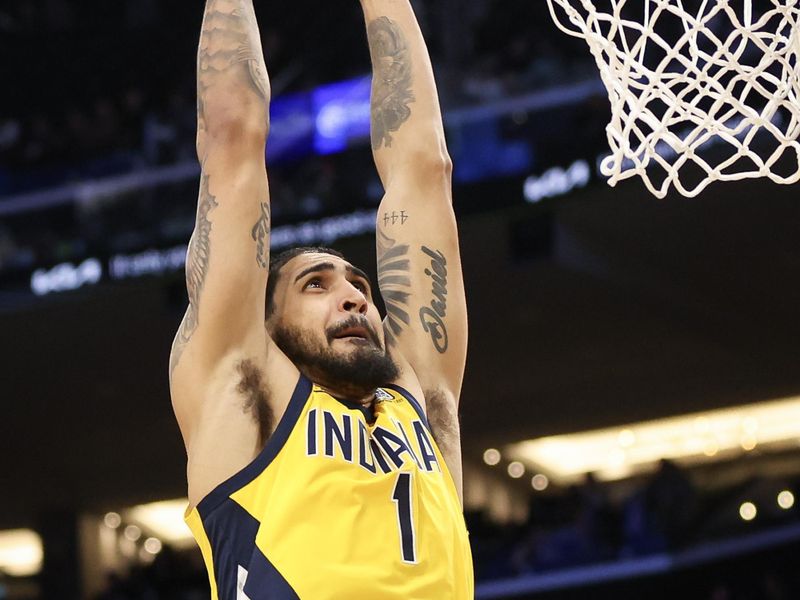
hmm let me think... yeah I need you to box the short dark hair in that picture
[265,246,345,317]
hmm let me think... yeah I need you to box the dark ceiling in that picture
[3,175,800,529]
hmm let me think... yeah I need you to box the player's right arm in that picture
[169,0,296,505]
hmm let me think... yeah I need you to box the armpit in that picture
[236,359,274,445]
[424,388,461,459]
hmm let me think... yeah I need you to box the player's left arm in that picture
[361,0,467,496]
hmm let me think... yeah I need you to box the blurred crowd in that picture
[0,0,590,186]
[93,547,208,600]
[0,0,601,282]
[472,460,700,580]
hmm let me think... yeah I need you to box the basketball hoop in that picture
[547,0,800,197]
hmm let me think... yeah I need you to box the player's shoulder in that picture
[171,339,300,449]
[386,350,463,413]
[385,360,427,411]
[175,346,303,508]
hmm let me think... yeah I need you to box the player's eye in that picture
[304,278,323,290]
[352,280,367,293]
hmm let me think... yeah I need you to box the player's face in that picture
[274,252,384,350]
[268,253,397,394]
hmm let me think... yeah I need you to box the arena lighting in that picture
[506,395,800,483]
[0,530,43,577]
[531,474,549,491]
[523,159,591,204]
[739,502,757,521]
[123,499,194,548]
[124,525,142,542]
[507,461,525,478]
[778,491,795,510]
[144,537,163,555]
[104,512,122,529]
[483,448,501,466]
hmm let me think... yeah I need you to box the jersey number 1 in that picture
[392,472,417,563]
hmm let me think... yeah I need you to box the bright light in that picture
[693,416,710,433]
[618,429,636,447]
[523,160,590,204]
[124,499,194,548]
[778,490,795,510]
[741,437,757,451]
[742,417,759,435]
[506,395,800,483]
[703,441,719,457]
[144,537,163,555]
[483,448,501,466]
[531,474,549,491]
[740,502,757,521]
[507,461,525,478]
[609,448,626,467]
[0,530,43,577]
[124,525,142,542]
[104,512,121,529]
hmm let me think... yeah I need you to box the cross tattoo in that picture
[383,211,409,226]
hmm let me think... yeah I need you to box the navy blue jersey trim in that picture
[244,546,301,599]
[197,375,313,516]
[385,384,430,430]
[202,498,260,598]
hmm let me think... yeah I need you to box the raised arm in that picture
[170,0,273,437]
[361,1,467,489]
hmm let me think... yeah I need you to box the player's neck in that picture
[316,382,376,406]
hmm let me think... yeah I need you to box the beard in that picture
[271,317,399,400]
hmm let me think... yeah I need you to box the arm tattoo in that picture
[187,174,218,312]
[419,246,449,354]
[383,210,409,227]
[367,16,415,150]
[198,0,270,118]
[169,172,219,380]
[170,308,196,383]
[174,0,268,380]
[377,229,412,346]
[251,202,271,268]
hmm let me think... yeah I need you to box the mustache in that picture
[326,315,382,348]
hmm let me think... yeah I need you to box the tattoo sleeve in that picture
[170,173,219,380]
[251,202,271,269]
[377,229,412,347]
[197,0,270,129]
[171,0,270,380]
[366,16,415,150]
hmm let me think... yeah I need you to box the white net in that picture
[547,0,800,197]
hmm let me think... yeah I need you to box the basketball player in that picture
[169,0,472,597]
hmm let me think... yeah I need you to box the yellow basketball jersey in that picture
[185,375,474,599]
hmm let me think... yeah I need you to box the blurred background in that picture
[2,0,800,598]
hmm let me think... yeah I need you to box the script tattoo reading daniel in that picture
[419,247,449,354]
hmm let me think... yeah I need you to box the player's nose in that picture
[338,283,368,315]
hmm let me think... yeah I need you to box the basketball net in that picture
[547,0,800,197]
